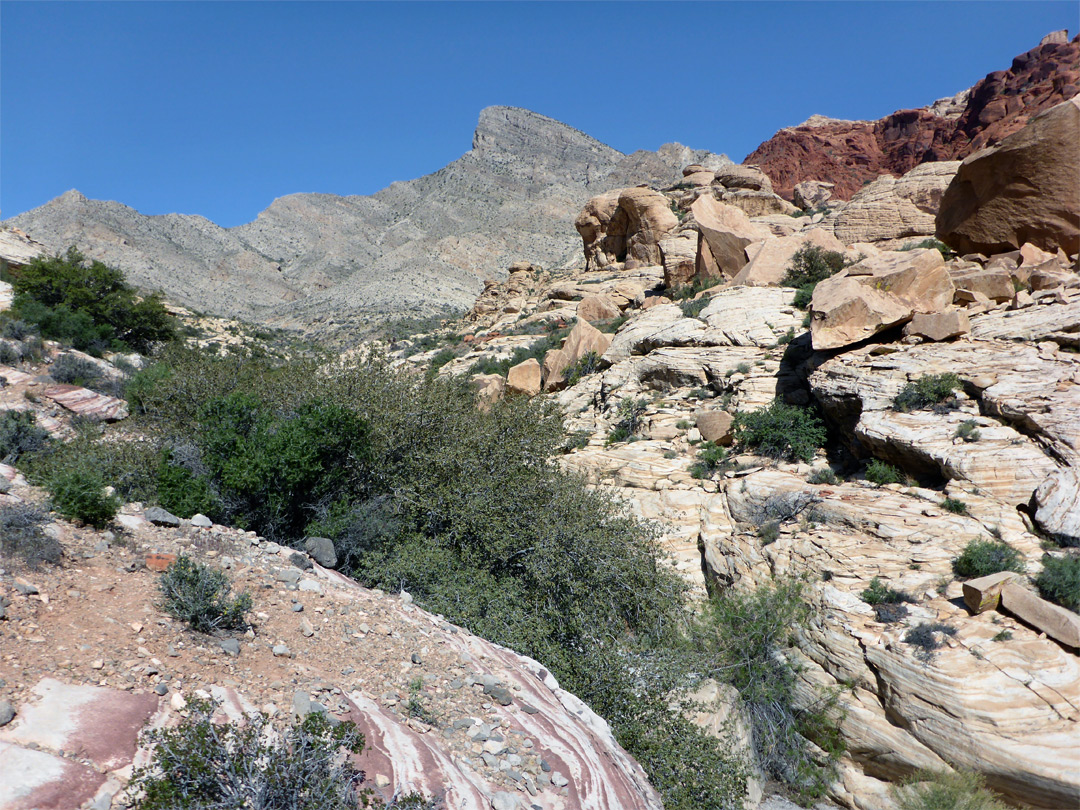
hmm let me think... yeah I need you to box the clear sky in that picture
[2,1,1076,227]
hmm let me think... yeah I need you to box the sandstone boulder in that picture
[1033,468,1080,545]
[715,190,798,218]
[1000,580,1080,650]
[832,161,960,244]
[902,309,970,341]
[810,249,953,350]
[541,349,570,392]
[690,196,771,282]
[575,188,679,271]
[792,181,834,210]
[562,318,613,364]
[714,164,773,193]
[659,232,699,289]
[948,267,1015,303]
[695,410,734,445]
[680,164,716,187]
[936,97,1080,256]
[577,294,621,323]
[962,572,1019,614]
[506,358,542,396]
[471,373,505,410]
[730,228,846,287]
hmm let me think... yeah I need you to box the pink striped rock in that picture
[42,385,129,421]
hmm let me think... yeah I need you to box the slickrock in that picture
[1000,580,1080,650]
[830,162,960,245]
[729,228,846,287]
[936,97,1080,256]
[690,195,771,280]
[41,384,129,422]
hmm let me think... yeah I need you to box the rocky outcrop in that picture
[830,161,960,244]
[935,97,1080,256]
[730,228,846,288]
[745,34,1080,200]
[575,188,678,271]
[690,196,772,281]
[0,227,46,269]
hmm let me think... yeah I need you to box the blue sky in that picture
[2,1,1076,227]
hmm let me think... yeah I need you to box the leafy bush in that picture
[892,373,962,412]
[689,441,728,479]
[892,768,1008,810]
[155,449,219,520]
[0,341,20,365]
[955,420,980,442]
[158,555,252,633]
[48,467,119,528]
[758,521,780,544]
[428,347,460,371]
[807,467,839,485]
[898,238,953,260]
[0,318,36,340]
[865,459,903,485]
[0,410,50,464]
[861,576,914,605]
[1036,554,1080,613]
[941,497,968,515]
[565,351,602,386]
[781,245,848,310]
[10,247,175,354]
[904,622,956,663]
[952,540,1025,579]
[607,397,648,444]
[696,580,841,801]
[0,503,62,567]
[130,699,368,810]
[669,275,721,301]
[466,329,570,378]
[732,399,826,463]
[49,354,102,387]
[680,297,710,320]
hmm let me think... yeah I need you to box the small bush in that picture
[1,318,36,340]
[758,520,780,544]
[130,699,369,810]
[0,341,20,365]
[562,430,590,452]
[952,540,1025,579]
[0,410,50,464]
[732,399,825,463]
[892,768,1008,810]
[428,347,459,372]
[781,245,847,310]
[873,603,909,624]
[861,576,914,605]
[898,238,953,260]
[48,468,119,528]
[904,622,956,663]
[807,467,838,485]
[155,450,219,520]
[955,420,981,442]
[565,351,602,386]
[689,441,728,479]
[49,354,102,387]
[0,503,62,567]
[941,497,968,515]
[991,630,1012,642]
[158,555,252,633]
[607,397,648,444]
[670,275,721,301]
[893,373,962,412]
[865,459,902,485]
[1036,554,1080,613]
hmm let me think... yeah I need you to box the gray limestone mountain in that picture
[7,106,728,334]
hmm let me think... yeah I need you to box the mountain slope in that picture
[745,32,1080,200]
[8,107,728,332]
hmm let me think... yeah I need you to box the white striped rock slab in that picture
[0,280,12,312]
[42,384,129,421]
[969,300,1080,347]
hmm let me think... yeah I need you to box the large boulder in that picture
[542,319,612,391]
[689,196,771,281]
[714,164,773,193]
[506,358,542,397]
[659,232,699,288]
[575,188,678,271]
[832,161,960,244]
[576,294,621,323]
[792,181,834,210]
[810,248,954,350]
[936,97,1080,256]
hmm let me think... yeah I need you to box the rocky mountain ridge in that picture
[745,31,1080,200]
[7,107,728,336]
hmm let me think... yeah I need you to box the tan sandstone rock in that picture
[832,161,960,244]
[793,181,834,210]
[506,358,542,397]
[902,309,970,341]
[575,188,679,271]
[730,228,846,287]
[1000,580,1080,650]
[936,97,1080,256]
[576,294,621,323]
[714,164,773,193]
[962,571,1019,613]
[690,196,771,281]
[695,410,734,445]
[659,232,699,289]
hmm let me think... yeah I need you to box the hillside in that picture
[6,107,728,336]
[745,31,1080,200]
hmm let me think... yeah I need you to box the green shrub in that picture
[898,238,953,260]
[991,630,1012,642]
[11,248,175,354]
[670,275,721,301]
[155,449,219,520]
[955,420,980,442]
[942,497,968,515]
[781,245,847,310]
[758,521,780,544]
[680,297,710,320]
[428,346,460,371]
[892,768,1008,810]
[865,459,902,485]
[130,699,368,810]
[952,540,1025,579]
[607,397,648,444]
[689,441,728,479]
[0,341,20,365]
[696,580,841,801]
[48,468,119,528]
[597,313,629,333]
[565,351,602,386]
[732,399,826,463]
[807,467,839,485]
[158,555,252,633]
[0,410,50,464]
[124,363,173,414]
[49,354,101,387]
[861,576,914,605]
[0,502,62,567]
[0,318,36,340]
[466,329,570,378]
[1036,554,1080,613]
[893,373,962,412]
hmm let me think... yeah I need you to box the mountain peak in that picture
[56,189,88,205]
[471,106,621,161]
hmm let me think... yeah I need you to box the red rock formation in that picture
[746,34,1080,201]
